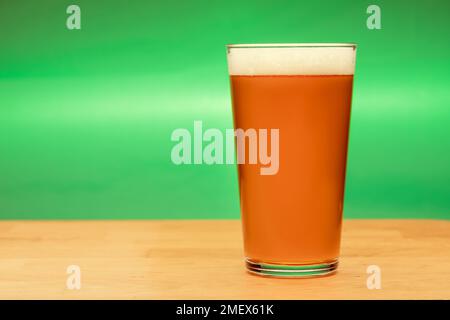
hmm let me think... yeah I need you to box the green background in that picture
[1,0,449,219]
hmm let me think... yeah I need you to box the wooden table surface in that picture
[0,219,449,300]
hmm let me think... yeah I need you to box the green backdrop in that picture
[1,0,449,219]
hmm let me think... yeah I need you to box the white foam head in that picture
[227,43,356,76]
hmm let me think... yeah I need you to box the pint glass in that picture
[227,44,356,277]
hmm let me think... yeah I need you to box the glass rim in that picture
[227,43,357,49]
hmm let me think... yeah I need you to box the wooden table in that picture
[0,219,449,299]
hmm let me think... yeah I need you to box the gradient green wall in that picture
[1,0,449,219]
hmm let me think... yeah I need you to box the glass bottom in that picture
[245,258,338,278]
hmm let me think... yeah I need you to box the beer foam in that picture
[227,44,356,76]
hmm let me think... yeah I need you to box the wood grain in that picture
[0,219,449,299]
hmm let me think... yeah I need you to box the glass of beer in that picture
[227,43,356,277]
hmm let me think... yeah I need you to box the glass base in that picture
[245,259,338,278]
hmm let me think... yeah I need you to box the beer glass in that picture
[227,44,356,277]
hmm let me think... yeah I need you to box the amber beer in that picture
[227,44,356,277]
